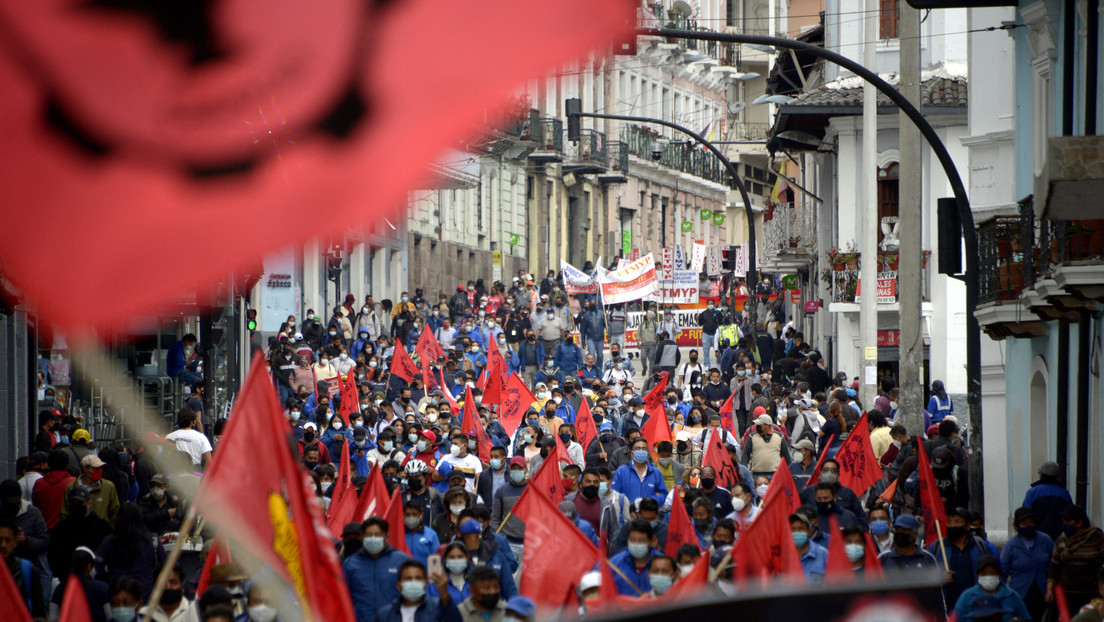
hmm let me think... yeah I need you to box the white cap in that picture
[676,430,693,442]
[754,414,773,426]
[303,422,318,430]
[577,571,601,593]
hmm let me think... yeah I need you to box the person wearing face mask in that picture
[47,487,112,584]
[136,474,180,535]
[925,506,991,608]
[343,517,411,622]
[50,546,110,621]
[788,439,818,490]
[565,468,617,544]
[583,422,624,469]
[312,352,339,396]
[611,439,669,505]
[797,459,866,528]
[740,413,792,480]
[725,483,758,528]
[866,507,895,555]
[651,441,685,492]
[788,511,827,587]
[401,499,441,566]
[296,423,333,464]
[321,414,353,461]
[105,577,143,622]
[62,454,119,522]
[367,429,406,469]
[1000,507,1053,620]
[952,555,1031,622]
[433,434,482,495]
[812,483,860,540]
[671,430,703,470]
[491,457,530,562]
[608,519,661,595]
[378,559,458,622]
[620,398,649,438]
[878,514,938,573]
[1046,505,1104,614]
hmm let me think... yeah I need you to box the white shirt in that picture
[437,453,482,493]
[165,428,212,465]
[19,472,42,501]
[400,603,418,622]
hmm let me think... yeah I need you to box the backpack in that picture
[797,412,818,447]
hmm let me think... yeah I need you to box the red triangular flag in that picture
[460,386,491,465]
[863,532,885,580]
[0,549,33,622]
[833,413,883,496]
[353,461,392,522]
[382,491,410,556]
[326,437,357,537]
[516,490,600,609]
[499,374,536,439]
[58,574,91,622]
[415,328,447,368]
[482,336,507,406]
[389,344,420,383]
[574,399,599,458]
[662,553,710,601]
[640,401,673,459]
[642,372,668,420]
[196,534,234,597]
[805,434,836,488]
[438,368,462,413]
[878,478,898,505]
[665,492,701,558]
[761,459,800,517]
[718,392,737,436]
[192,353,355,622]
[915,440,949,541]
[731,488,804,587]
[824,514,854,585]
[511,450,565,512]
[702,431,739,489]
[338,368,360,418]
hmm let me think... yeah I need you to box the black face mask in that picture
[161,588,183,605]
[343,539,363,555]
[409,477,425,491]
[539,448,550,458]
[304,461,318,470]
[1017,525,1036,539]
[477,593,501,609]
[693,518,712,532]
[712,539,731,550]
[303,432,316,443]
[893,532,913,548]
[946,526,966,541]
[700,477,716,490]
[677,442,688,453]
[816,501,834,514]
[581,485,599,500]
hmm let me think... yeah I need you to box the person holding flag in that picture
[611,438,668,505]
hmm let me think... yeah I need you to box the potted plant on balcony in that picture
[827,246,846,271]
[882,252,899,271]
[837,242,860,269]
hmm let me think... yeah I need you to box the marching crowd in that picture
[8,271,1104,622]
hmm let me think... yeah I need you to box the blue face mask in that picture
[792,532,809,547]
[598,482,609,496]
[627,542,649,559]
[870,520,890,536]
[633,449,649,464]
[110,607,137,622]
[649,574,673,595]
[58,436,70,446]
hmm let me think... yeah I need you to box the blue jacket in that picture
[611,463,668,504]
[405,528,441,566]
[464,352,487,371]
[575,517,599,546]
[352,337,372,360]
[1000,532,1053,599]
[166,341,187,377]
[1022,480,1073,539]
[798,542,829,587]
[953,584,1031,622]
[406,328,422,351]
[608,548,660,595]
[579,312,606,341]
[375,596,461,622]
[343,546,409,622]
[553,402,576,425]
[579,366,601,382]
[323,428,354,461]
[473,537,519,598]
[555,343,584,372]
[516,341,545,369]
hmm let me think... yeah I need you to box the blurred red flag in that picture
[1055,584,1072,622]
[415,328,446,368]
[460,386,491,465]
[731,489,804,587]
[701,432,738,489]
[824,514,854,585]
[718,393,737,436]
[665,492,700,558]
[915,440,949,541]
[642,372,668,419]
[574,399,599,458]
[438,369,461,413]
[833,413,883,496]
[192,352,355,622]
[482,336,507,405]
[512,448,565,511]
[353,461,391,522]
[662,553,711,601]
[1,553,33,622]
[640,399,673,458]
[863,532,885,580]
[0,0,634,336]
[805,434,836,488]
[382,490,410,556]
[515,489,599,609]
[58,575,91,622]
[196,534,234,597]
[389,345,420,383]
[326,437,357,538]
[338,368,360,418]
[499,374,535,439]
[762,459,800,517]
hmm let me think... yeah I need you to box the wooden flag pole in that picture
[605,559,645,596]
[708,550,733,582]
[933,519,950,572]
[143,507,197,622]
[495,512,513,534]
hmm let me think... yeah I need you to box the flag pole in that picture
[933,519,950,572]
[143,506,198,622]
[708,550,733,582]
[495,512,513,534]
[604,559,645,596]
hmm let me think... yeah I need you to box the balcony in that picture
[825,252,931,305]
[729,123,771,141]
[761,201,817,271]
[598,141,629,184]
[622,125,728,186]
[564,129,608,174]
[526,117,564,163]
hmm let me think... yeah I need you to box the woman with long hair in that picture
[96,502,166,599]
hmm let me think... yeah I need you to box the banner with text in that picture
[691,241,706,272]
[644,270,700,304]
[561,259,599,294]
[598,253,659,304]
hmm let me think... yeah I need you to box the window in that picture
[877,163,899,244]
[879,0,899,39]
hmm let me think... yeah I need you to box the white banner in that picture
[644,270,700,304]
[706,244,723,275]
[690,241,706,272]
[673,244,687,270]
[561,259,599,294]
[598,253,659,304]
[660,247,674,281]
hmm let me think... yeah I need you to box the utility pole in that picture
[897,2,924,434]
[858,0,878,408]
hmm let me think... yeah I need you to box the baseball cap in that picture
[459,520,482,535]
[303,422,317,430]
[754,414,773,426]
[420,430,437,444]
[29,451,48,464]
[930,447,955,469]
[342,522,364,537]
[675,430,693,442]
[789,513,812,528]
[80,454,106,469]
[753,406,767,416]
[893,515,921,530]
[508,456,528,468]
[794,439,815,452]
[577,571,601,594]
[150,474,169,486]
[72,429,92,444]
[68,486,91,503]
[1013,507,1036,524]
[599,422,614,432]
[505,596,536,617]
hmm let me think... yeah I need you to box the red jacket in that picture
[32,470,75,529]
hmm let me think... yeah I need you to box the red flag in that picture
[1055,584,1072,622]
[511,448,565,511]
[415,328,447,366]
[193,353,355,622]
[389,345,420,383]
[499,374,536,439]
[460,386,491,465]
[483,336,507,405]
[805,434,836,487]
[665,492,701,558]
[326,437,357,537]
[640,402,673,459]
[1,551,33,622]
[515,489,600,609]
[598,539,621,609]
[718,393,737,436]
[662,553,710,601]
[761,459,800,517]
[574,399,599,457]
[642,372,668,419]
[0,1,634,337]
[338,368,360,418]
[382,490,411,556]
[702,431,739,489]
[58,575,91,622]
[878,478,898,505]
[824,514,854,585]
[731,489,804,586]
[863,532,885,580]
[833,413,883,496]
[915,440,949,541]
[353,462,392,522]
[438,368,461,413]
[196,535,234,597]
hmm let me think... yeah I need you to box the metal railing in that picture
[977,216,1029,304]
[828,252,929,303]
[622,124,727,185]
[606,140,629,175]
[729,123,771,141]
[564,129,608,167]
[763,201,817,260]
[530,117,563,152]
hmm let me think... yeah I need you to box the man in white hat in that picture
[740,413,793,479]
[62,454,119,522]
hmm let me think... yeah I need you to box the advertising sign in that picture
[644,270,699,304]
[690,241,706,272]
[855,271,899,304]
[598,253,659,304]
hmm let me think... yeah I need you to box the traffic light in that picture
[565,98,581,142]
[721,246,735,272]
[246,308,257,332]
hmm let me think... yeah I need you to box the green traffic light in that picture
[247,319,257,331]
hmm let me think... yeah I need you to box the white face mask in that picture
[249,604,277,622]
[732,497,747,512]
[889,401,899,410]
[977,576,1001,592]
